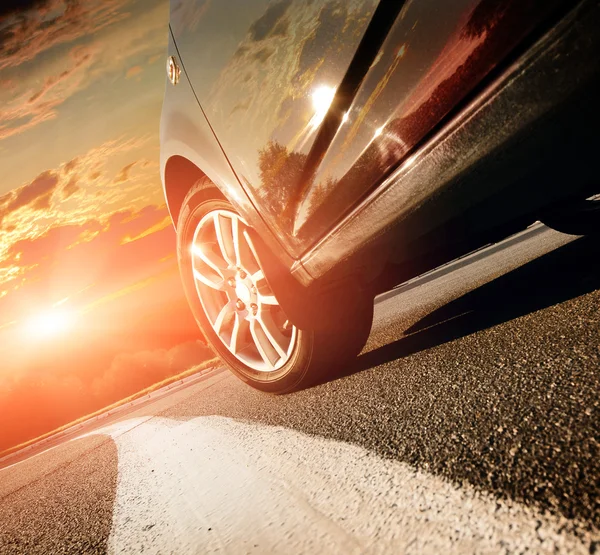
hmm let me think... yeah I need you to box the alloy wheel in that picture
[191,209,298,372]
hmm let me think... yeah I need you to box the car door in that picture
[170,0,569,257]
[294,0,571,245]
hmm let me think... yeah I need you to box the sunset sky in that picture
[0,0,543,451]
[0,0,170,330]
[0,0,212,449]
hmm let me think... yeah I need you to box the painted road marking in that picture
[94,416,589,554]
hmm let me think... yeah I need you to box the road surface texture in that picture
[1,225,599,554]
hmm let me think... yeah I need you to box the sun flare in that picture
[24,308,76,339]
[309,85,336,129]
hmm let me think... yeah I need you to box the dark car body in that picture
[161,0,599,327]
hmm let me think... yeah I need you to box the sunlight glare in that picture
[310,85,336,129]
[24,308,75,339]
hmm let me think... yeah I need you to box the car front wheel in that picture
[176,179,373,393]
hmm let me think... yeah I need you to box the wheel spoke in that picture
[230,312,240,353]
[213,301,234,335]
[230,312,251,355]
[192,243,226,277]
[250,320,278,368]
[231,216,242,267]
[243,230,262,269]
[193,268,224,291]
[256,313,288,359]
[239,229,260,273]
[259,294,278,306]
[214,213,235,266]
[251,270,278,305]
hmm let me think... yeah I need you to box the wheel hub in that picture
[234,276,253,307]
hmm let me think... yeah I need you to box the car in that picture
[160,0,599,393]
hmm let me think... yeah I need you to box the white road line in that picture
[95,416,589,554]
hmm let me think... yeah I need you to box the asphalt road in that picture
[1,225,599,554]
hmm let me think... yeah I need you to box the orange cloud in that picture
[62,176,79,199]
[0,203,174,325]
[126,66,144,79]
[0,79,17,92]
[0,0,128,71]
[0,171,59,224]
[115,162,137,183]
[0,45,98,141]
[2,204,169,271]
[1,133,155,225]
[0,2,169,144]
[121,214,172,245]
[0,135,166,320]
[63,157,79,174]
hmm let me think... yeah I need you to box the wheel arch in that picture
[163,155,210,227]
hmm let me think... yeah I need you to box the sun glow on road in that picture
[24,308,76,339]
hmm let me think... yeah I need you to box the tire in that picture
[541,195,600,236]
[176,179,374,393]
